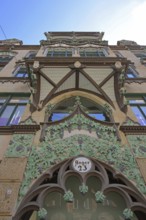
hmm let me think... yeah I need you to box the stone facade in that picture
[0,32,146,220]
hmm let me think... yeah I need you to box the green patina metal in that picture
[5,134,34,157]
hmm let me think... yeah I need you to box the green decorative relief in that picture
[79,183,88,194]
[95,191,106,203]
[45,104,54,114]
[5,134,34,157]
[20,116,37,125]
[127,135,146,157]
[18,114,146,201]
[63,190,74,202]
[37,208,47,219]
[123,208,134,219]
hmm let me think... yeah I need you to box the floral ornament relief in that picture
[6,114,146,203]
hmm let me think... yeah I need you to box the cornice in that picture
[120,125,146,134]
[0,124,40,134]
[0,77,30,84]
[0,45,40,50]
[125,78,146,84]
[26,57,129,66]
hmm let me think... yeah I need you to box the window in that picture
[126,66,138,78]
[48,97,110,122]
[0,51,15,63]
[134,53,146,59]
[47,48,72,57]
[79,48,106,57]
[134,52,146,65]
[0,56,13,62]
[0,66,3,71]
[128,96,146,125]
[14,66,28,78]
[0,96,29,126]
[26,51,37,59]
[114,51,124,58]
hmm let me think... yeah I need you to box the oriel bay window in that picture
[128,96,146,125]
[0,95,29,126]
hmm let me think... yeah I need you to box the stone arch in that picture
[46,90,114,110]
[13,157,146,220]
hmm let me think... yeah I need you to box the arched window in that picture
[48,97,110,122]
[13,157,146,220]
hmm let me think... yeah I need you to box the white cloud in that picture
[105,1,146,45]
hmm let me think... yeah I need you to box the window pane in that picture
[86,52,97,57]
[97,51,105,57]
[0,105,15,126]
[51,113,69,121]
[140,106,146,116]
[0,56,12,62]
[129,99,145,104]
[80,51,86,57]
[47,51,53,57]
[16,73,24,77]
[127,73,135,78]
[24,73,28,77]
[53,51,66,56]
[9,105,25,125]
[0,98,6,103]
[66,51,72,57]
[89,113,106,121]
[131,106,146,125]
[10,98,28,103]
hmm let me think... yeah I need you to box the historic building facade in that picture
[0,32,146,220]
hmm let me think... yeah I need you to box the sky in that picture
[0,0,146,45]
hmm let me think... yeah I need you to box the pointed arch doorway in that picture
[13,157,146,220]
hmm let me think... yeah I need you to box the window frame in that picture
[79,48,107,57]
[13,66,29,78]
[0,95,29,126]
[47,48,73,57]
[126,65,139,78]
[128,96,146,125]
[47,97,110,122]
[25,51,37,59]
